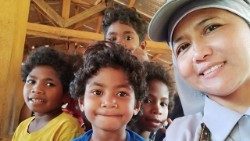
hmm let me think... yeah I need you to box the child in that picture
[12,47,83,141]
[102,5,149,61]
[70,41,146,141]
[129,62,174,141]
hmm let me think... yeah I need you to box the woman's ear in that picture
[78,97,84,112]
[133,101,142,115]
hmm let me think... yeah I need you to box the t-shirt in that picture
[12,112,83,141]
[73,129,144,141]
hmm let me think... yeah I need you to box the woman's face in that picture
[172,8,250,96]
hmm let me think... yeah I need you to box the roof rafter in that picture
[62,0,71,19]
[64,2,106,27]
[26,22,170,54]
[128,0,136,7]
[32,0,64,27]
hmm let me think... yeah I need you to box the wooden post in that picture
[0,0,30,140]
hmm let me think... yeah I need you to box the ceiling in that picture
[25,0,172,70]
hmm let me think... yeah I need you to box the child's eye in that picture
[175,43,190,57]
[26,79,35,85]
[160,102,168,107]
[107,36,116,42]
[124,35,133,41]
[117,92,128,97]
[46,82,55,87]
[143,98,152,104]
[204,24,221,35]
[92,90,103,96]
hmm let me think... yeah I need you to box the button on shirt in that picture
[164,97,250,141]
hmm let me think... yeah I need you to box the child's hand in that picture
[132,47,149,61]
[163,118,172,127]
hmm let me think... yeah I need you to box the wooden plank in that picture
[71,0,91,6]
[27,22,104,40]
[128,0,136,7]
[32,0,64,27]
[64,2,106,27]
[0,0,30,138]
[62,0,71,19]
[95,14,102,33]
[26,22,170,52]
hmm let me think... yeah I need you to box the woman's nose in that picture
[192,42,213,63]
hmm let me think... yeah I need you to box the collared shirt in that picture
[163,97,250,141]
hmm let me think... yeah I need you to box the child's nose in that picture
[31,84,44,94]
[152,104,161,115]
[101,96,118,108]
[115,37,125,46]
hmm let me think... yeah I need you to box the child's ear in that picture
[139,40,146,50]
[78,97,85,112]
[62,94,70,104]
[133,101,142,115]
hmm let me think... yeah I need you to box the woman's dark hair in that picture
[21,47,75,94]
[102,5,148,42]
[144,61,175,112]
[70,41,146,101]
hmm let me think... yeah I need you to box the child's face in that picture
[80,67,140,132]
[105,21,142,51]
[139,80,169,131]
[23,66,66,116]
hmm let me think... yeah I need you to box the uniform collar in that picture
[202,97,243,141]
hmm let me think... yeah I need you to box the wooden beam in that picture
[26,22,170,52]
[128,0,136,7]
[64,2,106,27]
[95,15,103,33]
[27,22,103,41]
[71,0,91,6]
[152,53,162,60]
[32,0,64,27]
[0,0,30,139]
[62,0,71,19]
[94,0,102,5]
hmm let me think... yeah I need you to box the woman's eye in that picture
[92,90,102,96]
[204,24,221,34]
[117,92,128,97]
[176,43,190,56]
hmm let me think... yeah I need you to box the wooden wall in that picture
[0,0,30,140]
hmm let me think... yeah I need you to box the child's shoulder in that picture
[73,129,92,141]
[54,112,81,127]
[126,129,144,141]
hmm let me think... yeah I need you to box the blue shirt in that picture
[73,129,144,141]
[164,97,250,141]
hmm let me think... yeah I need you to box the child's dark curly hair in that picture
[21,47,74,94]
[102,5,148,42]
[143,61,175,113]
[70,41,146,101]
